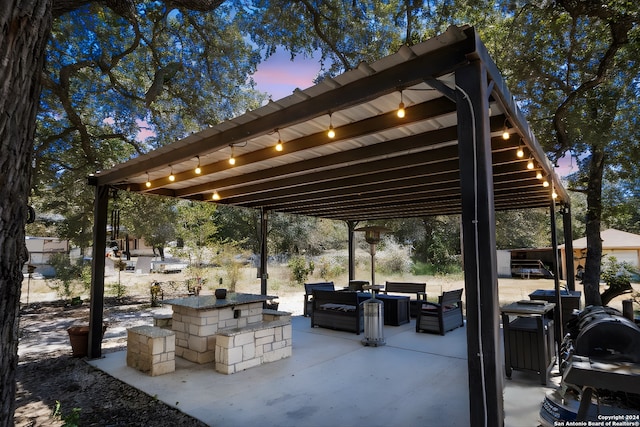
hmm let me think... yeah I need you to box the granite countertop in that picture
[163,293,275,310]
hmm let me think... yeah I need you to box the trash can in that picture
[362,297,385,346]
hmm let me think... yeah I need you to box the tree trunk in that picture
[582,145,605,307]
[1,1,52,424]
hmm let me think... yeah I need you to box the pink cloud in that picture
[253,48,321,100]
[135,118,155,141]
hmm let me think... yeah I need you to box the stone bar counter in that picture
[163,293,274,364]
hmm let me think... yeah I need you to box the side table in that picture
[377,294,410,326]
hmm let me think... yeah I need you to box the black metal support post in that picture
[260,207,269,295]
[455,61,504,427]
[88,184,109,359]
[346,220,357,281]
[550,200,564,343]
[562,205,576,291]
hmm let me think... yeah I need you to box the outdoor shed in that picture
[87,25,573,427]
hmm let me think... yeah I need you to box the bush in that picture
[600,256,636,305]
[376,237,411,275]
[410,259,462,276]
[288,255,315,286]
[317,256,346,280]
[108,281,128,299]
[47,253,83,300]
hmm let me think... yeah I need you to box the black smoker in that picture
[540,306,640,425]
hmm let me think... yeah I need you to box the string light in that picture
[195,156,201,174]
[516,145,524,158]
[536,170,543,180]
[145,172,151,188]
[397,91,405,118]
[212,191,220,201]
[527,158,534,170]
[327,113,335,138]
[229,146,236,165]
[543,180,549,188]
[552,190,558,200]
[502,119,510,140]
[275,129,283,152]
[168,165,175,182]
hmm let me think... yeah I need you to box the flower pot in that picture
[67,324,107,357]
[215,288,227,299]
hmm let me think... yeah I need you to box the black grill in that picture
[557,305,640,415]
[562,305,640,366]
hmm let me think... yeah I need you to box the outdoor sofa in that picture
[310,289,364,334]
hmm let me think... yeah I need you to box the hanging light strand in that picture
[195,156,201,174]
[397,90,405,118]
[527,157,534,170]
[229,145,236,165]
[502,119,510,140]
[145,172,151,188]
[275,129,283,152]
[168,165,175,182]
[327,113,335,138]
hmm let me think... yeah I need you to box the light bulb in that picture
[195,156,201,174]
[327,113,335,138]
[543,180,549,187]
[502,130,510,140]
[552,191,558,199]
[397,102,405,118]
[527,159,534,170]
[516,146,524,158]
[168,166,175,181]
[212,191,220,201]
[536,171,543,179]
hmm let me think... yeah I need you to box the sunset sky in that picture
[252,47,322,100]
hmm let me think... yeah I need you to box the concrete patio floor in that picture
[89,315,557,427]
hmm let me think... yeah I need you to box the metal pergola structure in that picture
[87,25,574,426]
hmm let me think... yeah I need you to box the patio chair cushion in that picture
[319,303,356,312]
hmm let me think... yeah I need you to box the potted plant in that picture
[67,323,107,357]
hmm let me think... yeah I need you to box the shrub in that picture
[288,255,315,286]
[376,237,411,275]
[317,256,346,280]
[600,256,636,305]
[108,281,128,299]
[47,253,82,300]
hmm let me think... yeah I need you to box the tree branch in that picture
[299,0,352,71]
[552,3,635,154]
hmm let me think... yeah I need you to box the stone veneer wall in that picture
[215,319,292,374]
[126,325,175,376]
[171,301,263,364]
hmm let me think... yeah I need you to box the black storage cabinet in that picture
[500,301,556,385]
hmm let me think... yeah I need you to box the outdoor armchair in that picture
[416,289,464,335]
